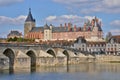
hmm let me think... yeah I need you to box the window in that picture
[82,48,84,51]
[82,45,84,47]
[79,48,81,51]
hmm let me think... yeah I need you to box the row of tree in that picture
[7,37,34,43]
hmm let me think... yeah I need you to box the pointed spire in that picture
[94,16,97,27]
[29,8,31,13]
[25,8,35,22]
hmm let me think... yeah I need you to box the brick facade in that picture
[24,10,103,41]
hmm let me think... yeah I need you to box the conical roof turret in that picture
[25,8,35,22]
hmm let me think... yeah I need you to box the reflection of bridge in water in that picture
[0,43,95,72]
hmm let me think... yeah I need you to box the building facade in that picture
[106,35,120,55]
[24,9,103,41]
[74,36,120,55]
[7,30,22,38]
[74,37,106,54]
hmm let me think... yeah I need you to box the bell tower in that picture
[24,8,35,38]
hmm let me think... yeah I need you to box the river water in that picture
[0,63,120,80]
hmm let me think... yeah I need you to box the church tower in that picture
[24,8,35,38]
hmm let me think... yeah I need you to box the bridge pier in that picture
[3,48,15,71]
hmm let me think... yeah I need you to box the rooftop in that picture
[25,8,35,22]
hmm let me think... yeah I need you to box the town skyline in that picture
[0,0,120,38]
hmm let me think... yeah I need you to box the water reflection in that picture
[1,63,120,74]
[9,68,14,74]
[31,67,36,73]
[35,63,120,73]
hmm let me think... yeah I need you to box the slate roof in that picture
[30,26,86,33]
[97,23,102,31]
[25,8,35,22]
[52,27,68,32]
[86,41,106,45]
[109,35,120,43]
[44,24,50,29]
[8,31,22,36]
[30,27,44,32]
[29,16,103,33]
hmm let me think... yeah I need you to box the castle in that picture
[24,9,103,41]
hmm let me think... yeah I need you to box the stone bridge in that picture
[0,43,95,71]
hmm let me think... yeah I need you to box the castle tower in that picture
[91,17,103,41]
[24,8,36,38]
[44,23,52,41]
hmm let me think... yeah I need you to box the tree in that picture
[13,37,18,41]
[17,37,24,42]
[7,38,13,42]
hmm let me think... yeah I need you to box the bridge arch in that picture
[63,50,70,65]
[3,48,15,71]
[63,50,69,58]
[26,50,36,71]
[46,48,56,58]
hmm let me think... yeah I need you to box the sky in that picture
[0,0,120,38]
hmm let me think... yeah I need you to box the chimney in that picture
[60,24,62,27]
[64,23,67,29]
[78,27,81,31]
[74,25,77,32]
[64,23,67,27]
[83,23,86,31]
[68,23,71,31]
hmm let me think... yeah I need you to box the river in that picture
[0,63,120,80]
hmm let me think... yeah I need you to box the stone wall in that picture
[96,55,120,62]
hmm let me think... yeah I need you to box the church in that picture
[24,9,103,41]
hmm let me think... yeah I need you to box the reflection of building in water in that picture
[96,63,120,73]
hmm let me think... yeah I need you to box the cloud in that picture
[45,15,100,26]
[110,29,120,35]
[45,15,87,26]
[0,15,26,26]
[110,20,120,35]
[110,20,120,27]
[0,0,24,6]
[53,0,120,14]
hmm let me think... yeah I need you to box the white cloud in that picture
[110,20,120,27]
[0,0,24,6]
[110,20,120,35]
[45,15,101,26]
[53,0,120,14]
[45,15,87,26]
[110,29,120,35]
[0,15,26,26]
[46,16,56,21]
